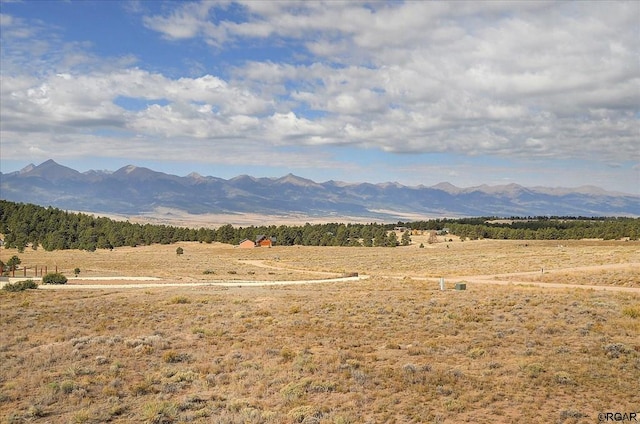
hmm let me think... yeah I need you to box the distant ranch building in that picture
[256,235,276,247]
[238,235,276,248]
[238,239,255,249]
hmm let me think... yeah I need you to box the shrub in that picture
[2,279,38,292]
[289,305,301,314]
[142,401,177,423]
[554,371,575,385]
[60,380,75,394]
[162,350,190,363]
[622,306,640,319]
[169,296,190,304]
[522,363,545,378]
[287,405,323,423]
[560,410,586,420]
[42,272,68,285]
[604,343,629,358]
[467,347,486,359]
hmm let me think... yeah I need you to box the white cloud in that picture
[1,1,639,191]
[142,1,217,40]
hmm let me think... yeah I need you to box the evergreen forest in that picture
[1,200,638,252]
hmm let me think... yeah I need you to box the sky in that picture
[0,0,639,195]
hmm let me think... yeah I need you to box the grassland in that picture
[1,237,639,423]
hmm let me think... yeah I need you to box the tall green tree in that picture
[387,231,398,247]
[401,231,411,246]
[373,229,388,247]
[6,255,21,271]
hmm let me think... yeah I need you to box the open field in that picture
[2,237,639,285]
[74,208,406,228]
[1,238,639,423]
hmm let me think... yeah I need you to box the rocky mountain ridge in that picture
[1,159,638,218]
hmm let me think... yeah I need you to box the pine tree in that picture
[401,231,411,246]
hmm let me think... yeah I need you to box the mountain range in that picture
[1,159,638,219]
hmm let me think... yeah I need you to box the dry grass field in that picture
[1,237,639,423]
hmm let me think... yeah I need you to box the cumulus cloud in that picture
[1,0,639,178]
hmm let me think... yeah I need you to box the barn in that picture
[255,235,275,247]
[238,236,276,248]
[238,239,255,249]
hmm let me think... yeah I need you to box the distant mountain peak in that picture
[23,159,82,180]
[431,182,461,193]
[230,174,258,183]
[466,183,527,195]
[108,165,181,186]
[377,181,403,189]
[324,179,353,188]
[2,160,638,217]
[113,165,160,178]
[274,173,322,188]
[20,163,36,174]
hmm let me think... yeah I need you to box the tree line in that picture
[0,200,638,252]
[0,200,404,250]
[401,216,639,240]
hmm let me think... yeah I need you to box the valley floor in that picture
[1,238,638,423]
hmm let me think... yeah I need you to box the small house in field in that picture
[238,236,276,248]
[238,239,255,249]
[255,235,275,247]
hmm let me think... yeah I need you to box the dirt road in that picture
[7,274,364,290]
[417,262,640,293]
[3,261,637,293]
